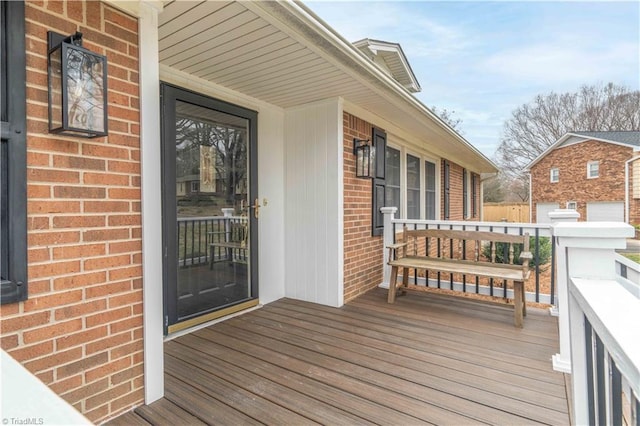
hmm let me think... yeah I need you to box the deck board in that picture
[109,288,569,425]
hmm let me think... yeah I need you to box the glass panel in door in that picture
[162,84,258,332]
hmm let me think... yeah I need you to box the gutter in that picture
[249,0,498,173]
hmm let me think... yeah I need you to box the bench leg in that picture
[401,267,409,295]
[388,266,399,303]
[514,281,524,328]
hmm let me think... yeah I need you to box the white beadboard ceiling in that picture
[158,1,496,173]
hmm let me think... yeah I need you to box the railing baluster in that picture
[585,317,596,426]
[436,223,441,289]
[535,228,540,303]
[414,222,418,286]
[551,235,556,306]
[596,333,606,425]
[611,358,622,426]
[462,224,466,293]
[489,225,494,297]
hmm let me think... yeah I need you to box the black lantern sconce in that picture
[47,31,108,138]
[353,138,375,178]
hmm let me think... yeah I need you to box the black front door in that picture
[161,84,258,334]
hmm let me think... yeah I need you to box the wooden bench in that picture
[209,220,248,268]
[387,226,532,327]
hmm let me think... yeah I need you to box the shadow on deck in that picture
[108,288,570,425]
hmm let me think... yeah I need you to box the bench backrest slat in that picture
[403,228,526,245]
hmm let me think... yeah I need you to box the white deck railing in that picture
[553,221,638,425]
[615,253,640,297]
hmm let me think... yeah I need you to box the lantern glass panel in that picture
[355,144,376,178]
[65,45,105,133]
[48,45,63,130]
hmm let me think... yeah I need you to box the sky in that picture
[305,1,640,159]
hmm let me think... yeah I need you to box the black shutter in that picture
[443,161,450,220]
[462,168,468,218]
[1,1,28,304]
[371,128,386,236]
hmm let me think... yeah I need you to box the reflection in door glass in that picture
[175,101,250,320]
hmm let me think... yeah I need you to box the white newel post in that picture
[552,221,634,376]
[380,207,398,289]
[221,207,234,241]
[548,209,580,373]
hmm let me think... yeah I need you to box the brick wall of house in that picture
[530,140,633,222]
[0,1,143,423]
[343,112,383,302]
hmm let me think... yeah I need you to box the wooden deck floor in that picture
[109,288,569,425]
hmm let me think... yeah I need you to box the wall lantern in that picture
[353,138,375,178]
[47,31,108,138]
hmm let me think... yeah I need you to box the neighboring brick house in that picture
[1,1,495,423]
[527,131,640,224]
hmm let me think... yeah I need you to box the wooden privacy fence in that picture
[484,203,530,223]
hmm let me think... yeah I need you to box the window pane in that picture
[406,154,420,219]
[386,147,400,186]
[385,147,401,213]
[425,160,436,220]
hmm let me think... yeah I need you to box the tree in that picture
[431,106,463,134]
[496,82,640,181]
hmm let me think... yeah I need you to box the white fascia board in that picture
[245,1,495,173]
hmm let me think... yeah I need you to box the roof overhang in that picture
[158,0,497,173]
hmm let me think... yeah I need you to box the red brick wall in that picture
[530,140,633,222]
[0,1,143,423]
[343,113,383,302]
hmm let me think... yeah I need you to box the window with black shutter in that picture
[371,128,387,236]
[1,1,28,304]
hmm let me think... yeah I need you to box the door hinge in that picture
[164,315,169,327]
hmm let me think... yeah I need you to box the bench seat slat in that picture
[389,256,530,281]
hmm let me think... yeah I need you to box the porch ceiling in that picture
[158,1,497,173]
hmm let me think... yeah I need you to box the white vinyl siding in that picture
[586,202,624,222]
[536,203,559,223]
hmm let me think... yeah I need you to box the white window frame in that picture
[550,168,559,183]
[566,201,577,210]
[587,161,599,179]
[405,151,421,220]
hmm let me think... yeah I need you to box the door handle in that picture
[250,198,260,219]
[249,198,268,219]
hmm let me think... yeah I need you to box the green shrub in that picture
[482,236,552,269]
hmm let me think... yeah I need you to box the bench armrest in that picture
[387,242,408,261]
[387,242,408,250]
[519,251,533,269]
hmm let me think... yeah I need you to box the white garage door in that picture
[536,203,559,223]
[587,202,624,222]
